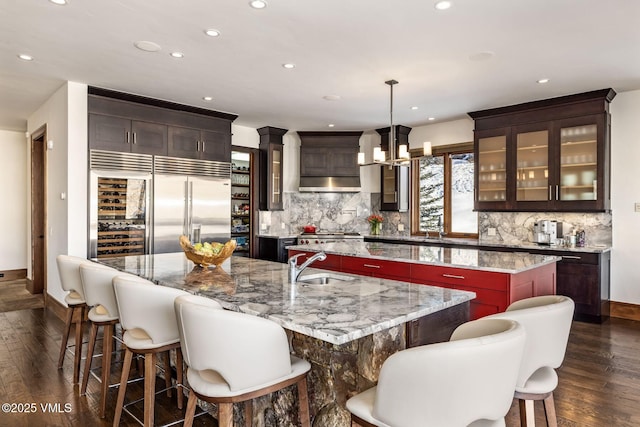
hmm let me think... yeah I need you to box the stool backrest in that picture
[373,318,525,427]
[174,294,223,368]
[175,296,292,392]
[79,263,122,319]
[486,295,575,388]
[56,255,90,300]
[113,275,188,345]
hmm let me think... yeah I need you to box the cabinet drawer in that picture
[341,256,410,280]
[287,251,342,271]
[555,252,599,265]
[411,264,508,291]
[420,281,507,319]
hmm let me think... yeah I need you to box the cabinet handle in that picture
[549,185,552,201]
[556,185,559,200]
[126,131,130,144]
[202,140,206,152]
[132,132,137,144]
[363,264,381,269]
[442,273,465,279]
[561,255,582,260]
[394,191,398,203]
[197,140,200,151]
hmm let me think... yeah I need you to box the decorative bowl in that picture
[179,235,236,267]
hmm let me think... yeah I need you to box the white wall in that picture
[409,118,474,148]
[27,82,88,304]
[0,130,28,270]
[231,124,259,148]
[610,89,640,304]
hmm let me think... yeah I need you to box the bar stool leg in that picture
[183,390,198,427]
[163,351,172,398]
[144,352,157,427]
[57,307,74,369]
[176,348,184,410]
[80,321,99,395]
[219,403,233,427]
[99,323,114,418]
[298,377,311,427]
[543,393,558,427]
[73,306,84,384]
[113,348,133,427]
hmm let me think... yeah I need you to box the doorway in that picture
[28,126,46,299]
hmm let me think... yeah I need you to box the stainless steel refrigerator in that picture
[152,156,231,254]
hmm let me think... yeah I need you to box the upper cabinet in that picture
[88,87,236,162]
[469,89,615,212]
[258,126,287,211]
[376,125,411,212]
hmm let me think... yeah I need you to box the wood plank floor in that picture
[0,306,639,426]
[0,280,43,312]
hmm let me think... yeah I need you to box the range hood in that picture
[299,176,361,192]
[297,131,363,193]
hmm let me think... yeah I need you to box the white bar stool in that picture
[112,275,188,427]
[174,294,311,427]
[56,254,91,384]
[78,262,126,418]
[486,295,575,427]
[346,318,526,427]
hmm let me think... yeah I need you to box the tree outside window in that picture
[412,144,478,238]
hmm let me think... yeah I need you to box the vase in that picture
[370,222,381,236]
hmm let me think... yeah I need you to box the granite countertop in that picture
[289,241,559,274]
[95,253,474,346]
[364,234,611,254]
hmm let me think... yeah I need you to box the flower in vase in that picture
[367,214,384,225]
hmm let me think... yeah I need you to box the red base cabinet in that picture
[289,249,557,320]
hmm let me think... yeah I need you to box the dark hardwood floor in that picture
[0,280,43,312]
[0,305,639,426]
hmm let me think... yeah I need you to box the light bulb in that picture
[357,152,365,165]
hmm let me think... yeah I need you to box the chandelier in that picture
[358,79,432,166]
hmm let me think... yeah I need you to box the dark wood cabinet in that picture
[376,125,411,212]
[259,236,298,263]
[258,126,287,211]
[297,131,362,191]
[88,87,236,161]
[470,89,615,212]
[168,127,231,162]
[89,114,168,155]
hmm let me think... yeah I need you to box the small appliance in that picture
[533,220,563,245]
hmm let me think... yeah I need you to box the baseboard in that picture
[0,269,27,282]
[46,295,67,322]
[610,301,640,322]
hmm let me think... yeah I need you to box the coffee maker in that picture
[533,220,563,245]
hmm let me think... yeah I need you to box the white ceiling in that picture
[2,0,639,133]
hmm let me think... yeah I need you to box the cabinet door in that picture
[89,114,131,152]
[168,126,200,159]
[513,123,552,210]
[200,130,231,162]
[131,121,167,155]
[475,128,510,210]
[555,114,607,211]
[268,144,284,210]
[380,165,409,212]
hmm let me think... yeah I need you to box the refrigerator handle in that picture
[183,180,190,238]
[188,181,194,240]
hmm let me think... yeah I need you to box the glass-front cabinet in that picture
[471,89,614,212]
[258,126,287,211]
[475,129,508,210]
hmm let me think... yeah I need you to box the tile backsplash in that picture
[259,192,612,247]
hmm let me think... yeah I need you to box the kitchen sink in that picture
[296,272,355,285]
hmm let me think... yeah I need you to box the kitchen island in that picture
[96,252,474,426]
[289,241,559,320]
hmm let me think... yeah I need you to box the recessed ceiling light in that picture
[323,95,341,101]
[411,106,419,110]
[170,52,184,58]
[469,51,495,61]
[282,63,295,69]
[428,117,436,121]
[435,1,452,10]
[49,0,68,5]
[249,0,267,9]
[18,53,34,61]
[204,29,221,37]
[202,96,213,101]
[328,124,335,128]
[134,40,162,52]
[537,78,550,84]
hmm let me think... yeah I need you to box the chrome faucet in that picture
[289,252,327,284]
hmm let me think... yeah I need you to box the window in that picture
[411,143,478,238]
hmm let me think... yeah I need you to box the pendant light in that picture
[359,79,432,166]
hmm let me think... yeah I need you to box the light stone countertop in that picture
[95,253,475,346]
[364,234,611,254]
[288,241,559,274]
